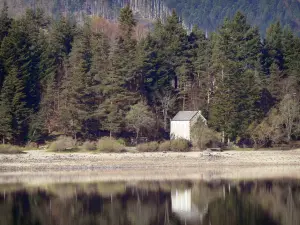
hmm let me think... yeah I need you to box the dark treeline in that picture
[165,0,300,35]
[0,3,300,147]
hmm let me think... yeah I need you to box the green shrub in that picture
[49,136,77,152]
[116,138,126,146]
[137,141,159,152]
[170,139,191,152]
[81,141,97,151]
[0,144,24,154]
[97,137,126,153]
[159,141,171,152]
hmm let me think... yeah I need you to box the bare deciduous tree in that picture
[279,93,300,142]
[126,101,155,139]
[156,90,177,131]
[250,93,300,147]
[191,119,220,149]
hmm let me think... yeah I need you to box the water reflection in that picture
[0,180,299,225]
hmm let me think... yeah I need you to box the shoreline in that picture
[1,150,300,184]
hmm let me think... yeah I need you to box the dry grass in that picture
[0,144,24,154]
[170,139,191,152]
[24,142,39,150]
[158,141,171,152]
[158,139,191,152]
[48,136,77,152]
[97,137,126,153]
[137,142,159,152]
[81,141,97,151]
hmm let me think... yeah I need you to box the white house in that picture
[170,111,206,141]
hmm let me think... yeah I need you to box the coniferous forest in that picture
[0,3,300,147]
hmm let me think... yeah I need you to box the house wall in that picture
[170,121,191,140]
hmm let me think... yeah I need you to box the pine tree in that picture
[0,1,12,94]
[0,58,5,94]
[0,66,30,143]
[98,6,139,136]
[0,1,12,44]
[265,22,284,71]
[0,70,13,144]
[268,63,283,101]
[189,26,211,112]
[282,26,300,79]
[209,12,263,141]
[90,31,110,137]
[0,18,42,143]
[37,17,76,137]
[59,23,93,140]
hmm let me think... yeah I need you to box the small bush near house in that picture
[170,139,191,152]
[81,141,97,151]
[49,136,77,152]
[0,144,24,154]
[191,119,221,150]
[158,141,171,152]
[97,137,126,153]
[137,141,159,152]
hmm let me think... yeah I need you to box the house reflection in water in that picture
[171,188,208,224]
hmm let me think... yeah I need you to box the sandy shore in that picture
[1,150,300,183]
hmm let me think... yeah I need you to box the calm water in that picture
[0,179,299,225]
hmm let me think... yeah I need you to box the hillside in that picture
[1,0,300,34]
[165,0,300,33]
[0,4,299,147]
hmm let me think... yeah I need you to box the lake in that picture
[0,179,299,225]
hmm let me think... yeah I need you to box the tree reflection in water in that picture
[0,180,299,225]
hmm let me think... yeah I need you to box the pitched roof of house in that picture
[172,111,199,121]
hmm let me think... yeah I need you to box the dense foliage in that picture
[0,4,299,147]
[165,0,300,34]
[1,0,300,35]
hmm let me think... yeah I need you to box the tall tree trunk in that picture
[163,110,167,130]
[182,93,185,111]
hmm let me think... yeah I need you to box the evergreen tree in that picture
[0,1,12,93]
[265,22,284,71]
[209,12,262,141]
[189,26,211,112]
[90,31,110,137]
[0,72,13,144]
[59,23,92,140]
[98,6,139,136]
[0,1,12,44]
[138,11,191,131]
[268,63,283,101]
[0,18,42,143]
[36,17,76,138]
[282,27,300,79]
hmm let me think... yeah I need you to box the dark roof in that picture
[172,111,199,121]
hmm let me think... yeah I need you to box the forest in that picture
[165,0,300,34]
[0,3,300,148]
[1,0,300,35]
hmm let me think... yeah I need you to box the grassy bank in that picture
[0,144,25,154]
